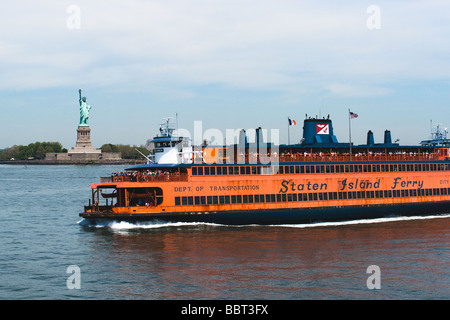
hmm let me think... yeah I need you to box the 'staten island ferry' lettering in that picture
[80,116,450,225]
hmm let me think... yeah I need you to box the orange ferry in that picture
[80,116,450,225]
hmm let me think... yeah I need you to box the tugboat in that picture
[80,116,450,225]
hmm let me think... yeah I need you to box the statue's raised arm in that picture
[78,88,91,126]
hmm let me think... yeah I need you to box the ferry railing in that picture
[104,174,189,183]
[277,154,440,163]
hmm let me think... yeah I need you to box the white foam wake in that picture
[274,214,450,229]
[78,213,450,230]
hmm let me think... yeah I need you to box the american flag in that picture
[350,111,358,119]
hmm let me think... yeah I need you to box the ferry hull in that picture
[80,201,450,226]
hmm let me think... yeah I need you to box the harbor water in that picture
[0,164,449,300]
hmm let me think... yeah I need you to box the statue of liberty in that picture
[79,88,91,126]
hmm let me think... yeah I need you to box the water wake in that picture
[275,213,450,229]
[78,213,450,231]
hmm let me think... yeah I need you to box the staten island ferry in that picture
[80,116,450,225]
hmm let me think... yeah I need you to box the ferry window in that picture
[265,194,271,202]
[246,166,250,174]
[441,188,447,195]
[293,193,298,201]
[243,195,248,203]
[198,167,203,175]
[217,167,222,175]
[357,191,362,199]
[195,196,200,205]
[289,166,295,174]
[352,191,357,199]
[282,194,287,202]
[271,194,276,202]
[210,167,216,175]
[219,195,225,204]
[318,193,323,201]
[192,167,198,175]
[233,167,239,175]
[204,167,210,175]
[240,167,245,175]
[325,165,330,173]
[319,165,325,173]
[175,197,180,206]
[305,166,310,174]
[256,166,261,174]
[287,194,293,202]
[213,196,218,204]
[425,164,429,171]
[225,196,231,204]
[188,197,193,205]
[345,165,349,173]
[201,196,206,205]
[231,195,237,204]
[308,193,314,201]
[182,197,188,205]
[263,166,272,175]
[276,194,281,202]
[207,196,213,205]
[310,166,315,174]
[248,195,254,203]
[279,166,284,174]
[237,195,242,203]
[303,194,308,201]
[228,167,234,175]
[295,166,300,174]
[300,166,305,174]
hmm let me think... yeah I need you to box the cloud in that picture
[0,0,449,97]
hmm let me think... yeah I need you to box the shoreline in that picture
[0,160,144,165]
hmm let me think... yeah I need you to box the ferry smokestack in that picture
[384,130,392,144]
[256,127,263,146]
[367,130,374,146]
[239,129,247,146]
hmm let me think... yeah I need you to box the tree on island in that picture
[0,142,65,160]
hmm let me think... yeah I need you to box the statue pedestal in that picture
[68,126,101,159]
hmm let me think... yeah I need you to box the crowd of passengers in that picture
[279,151,432,157]
[111,170,179,181]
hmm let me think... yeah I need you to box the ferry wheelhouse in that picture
[80,117,450,225]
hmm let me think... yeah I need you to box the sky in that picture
[1,0,450,149]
